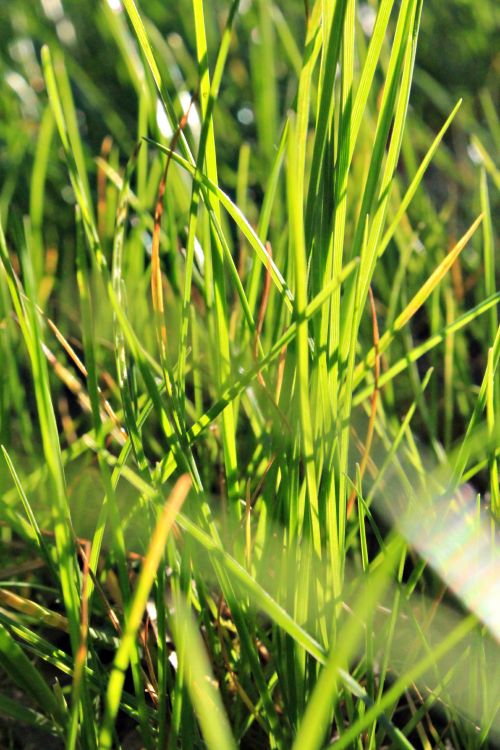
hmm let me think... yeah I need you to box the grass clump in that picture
[0,0,498,748]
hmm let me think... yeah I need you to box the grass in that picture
[0,0,498,748]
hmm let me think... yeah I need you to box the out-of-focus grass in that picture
[0,1,498,748]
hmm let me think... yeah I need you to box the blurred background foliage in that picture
[0,0,498,226]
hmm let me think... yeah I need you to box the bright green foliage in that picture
[0,1,498,748]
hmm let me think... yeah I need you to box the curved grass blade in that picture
[146,140,295,311]
[379,98,462,255]
[352,214,484,389]
[353,291,500,403]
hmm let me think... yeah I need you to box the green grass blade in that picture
[172,598,237,750]
[99,476,191,749]
[0,622,65,726]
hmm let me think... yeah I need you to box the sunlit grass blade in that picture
[175,510,325,665]
[121,0,194,164]
[146,141,295,310]
[99,475,191,749]
[353,291,500,401]
[353,214,484,384]
[172,597,237,750]
[379,98,462,255]
[291,539,406,750]
[287,110,324,640]
[158,258,359,480]
[332,614,478,750]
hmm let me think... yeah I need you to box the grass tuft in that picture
[0,0,498,747]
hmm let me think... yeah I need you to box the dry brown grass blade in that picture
[275,342,288,404]
[0,555,46,579]
[71,539,91,714]
[15,296,126,442]
[0,587,69,631]
[40,339,126,445]
[59,393,78,444]
[38,245,58,308]
[44,313,126,441]
[140,615,160,707]
[99,475,191,747]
